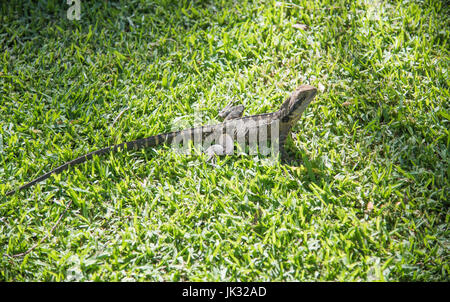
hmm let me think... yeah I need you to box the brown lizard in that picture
[6,85,317,196]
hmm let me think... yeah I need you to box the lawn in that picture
[0,0,448,281]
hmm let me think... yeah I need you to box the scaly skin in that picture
[6,85,317,196]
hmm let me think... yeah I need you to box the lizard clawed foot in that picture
[280,148,300,165]
[205,133,234,167]
[205,144,224,167]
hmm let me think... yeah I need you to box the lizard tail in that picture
[5,144,122,196]
[5,132,176,196]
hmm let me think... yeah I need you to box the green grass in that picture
[0,0,448,281]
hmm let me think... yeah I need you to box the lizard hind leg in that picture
[218,104,245,121]
[206,103,244,165]
[205,133,234,165]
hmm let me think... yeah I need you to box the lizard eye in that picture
[290,94,306,111]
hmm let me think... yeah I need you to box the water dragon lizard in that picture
[6,85,317,196]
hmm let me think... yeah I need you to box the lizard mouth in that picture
[289,86,317,113]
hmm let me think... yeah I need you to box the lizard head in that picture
[278,85,317,123]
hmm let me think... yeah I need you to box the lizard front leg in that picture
[279,135,301,165]
[277,133,293,164]
[280,145,293,164]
